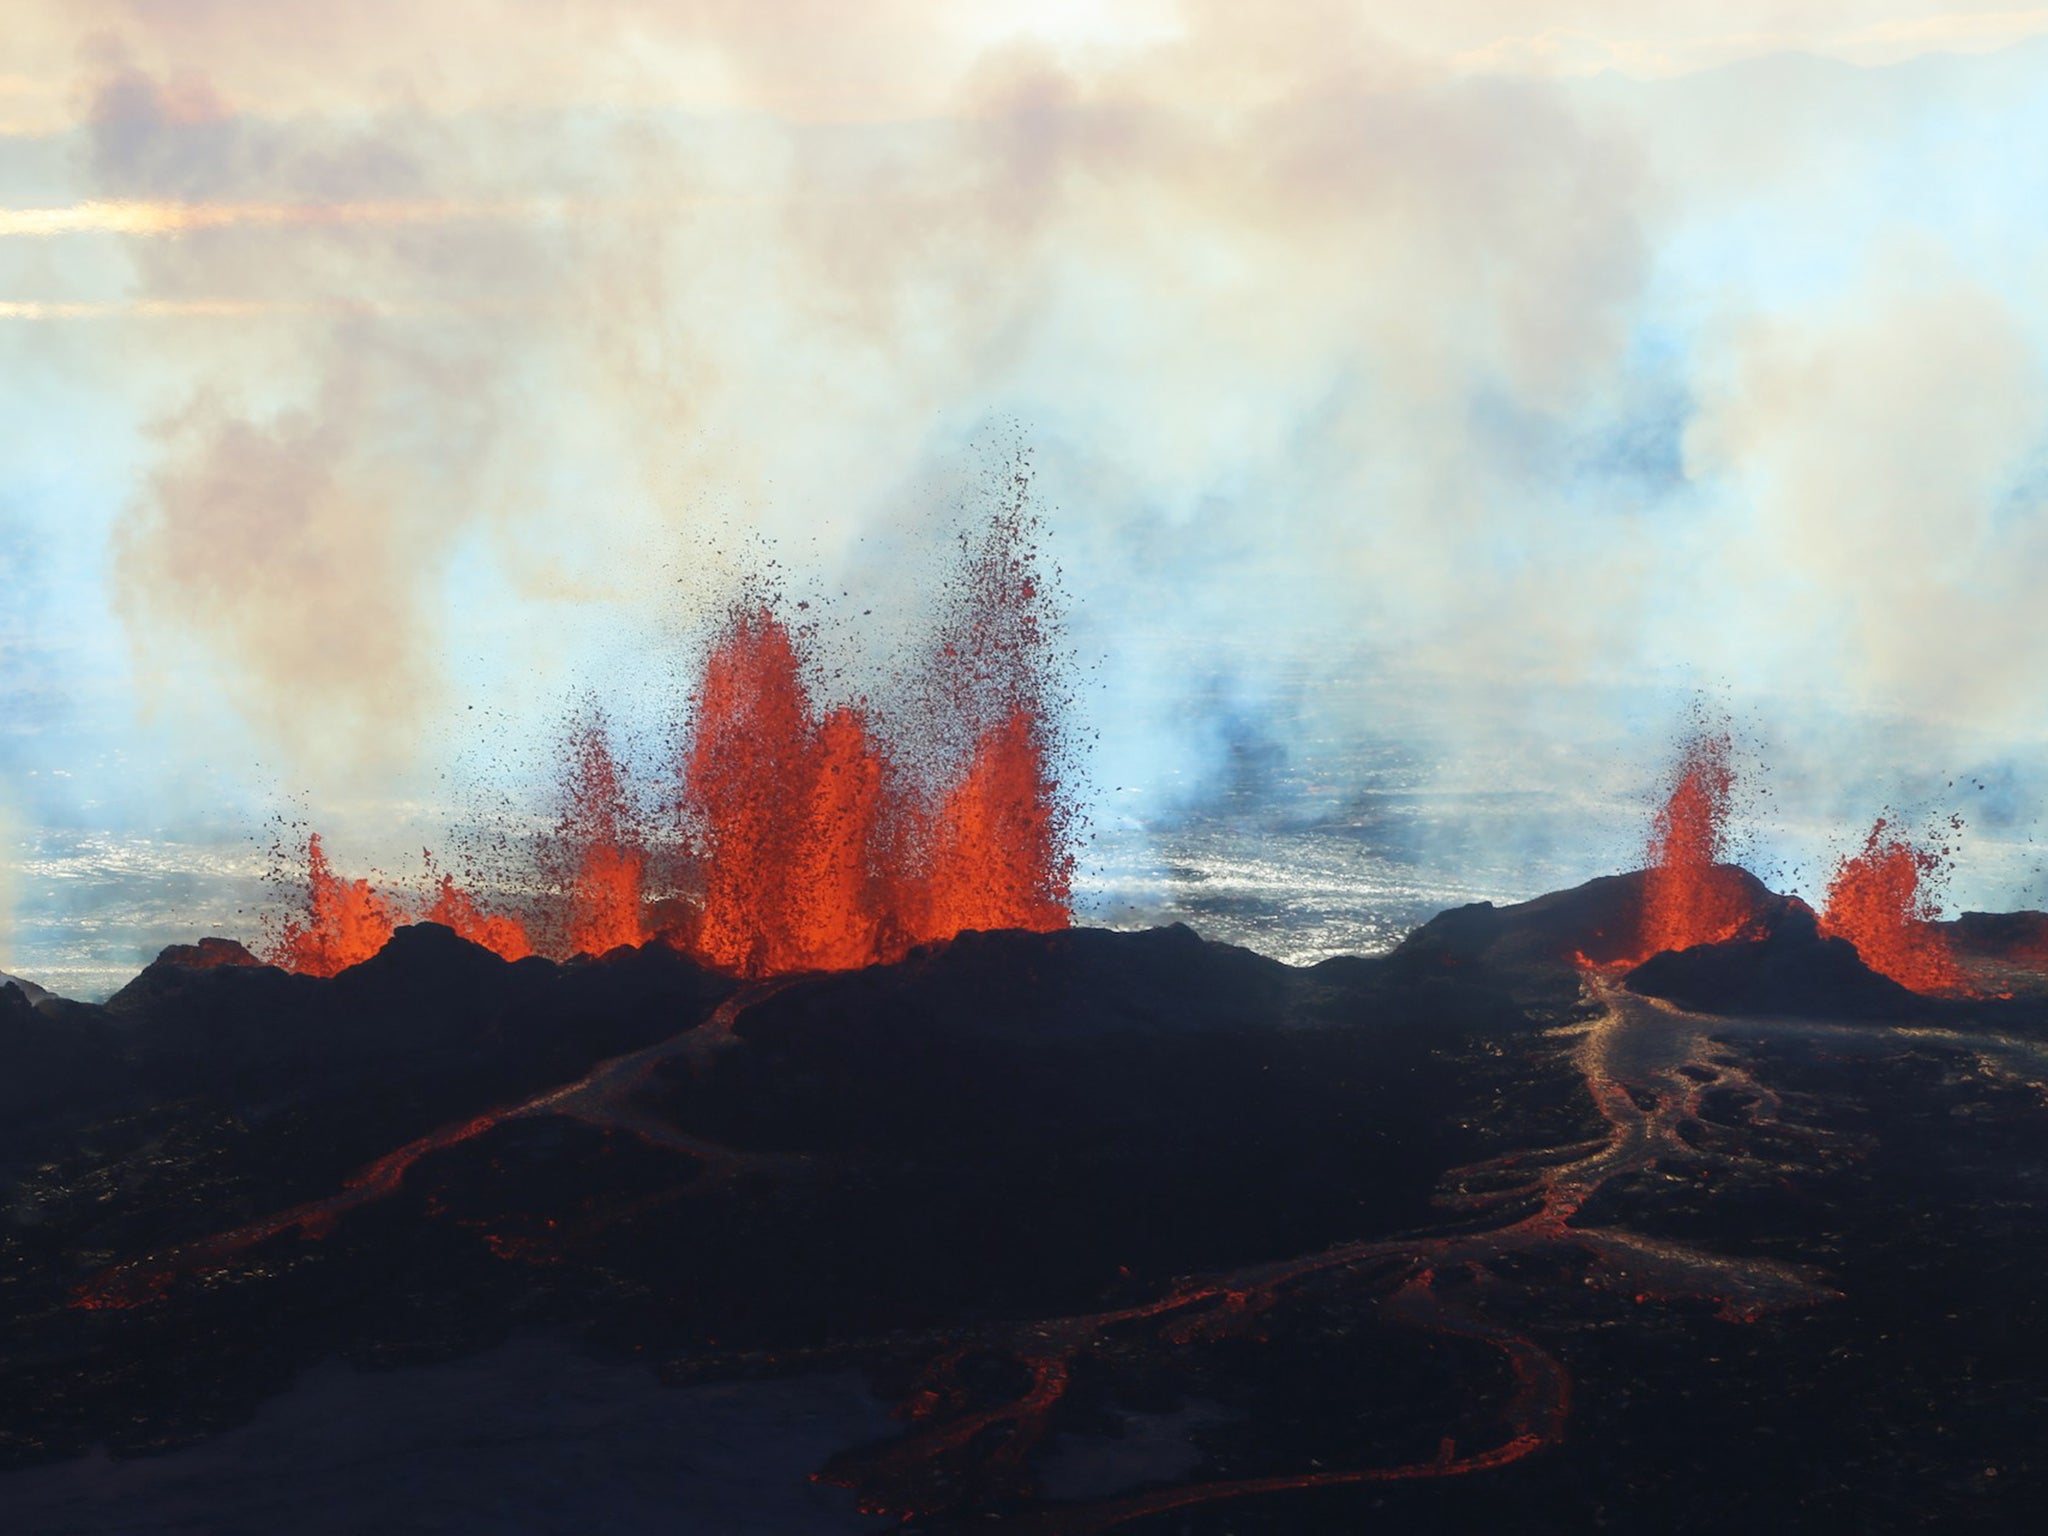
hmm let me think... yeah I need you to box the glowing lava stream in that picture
[72,967,2048,1526]
[795,976,1851,1530]
[72,981,804,1310]
[971,985,2048,1535]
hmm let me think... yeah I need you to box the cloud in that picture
[1447,8,2048,79]
[105,293,551,794]
[6,0,2048,908]
[114,380,444,781]
[0,199,530,237]
[26,3,1659,792]
[13,3,2041,122]
[1682,256,2048,727]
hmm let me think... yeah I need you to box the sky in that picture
[7,1,2048,981]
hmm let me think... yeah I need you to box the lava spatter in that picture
[269,833,397,977]
[548,711,651,958]
[1821,815,1969,996]
[264,501,1078,979]
[682,606,897,976]
[889,480,1074,947]
[1635,730,1759,962]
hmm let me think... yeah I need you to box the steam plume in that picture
[6,2,2048,922]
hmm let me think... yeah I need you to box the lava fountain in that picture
[271,833,399,977]
[266,502,1075,979]
[269,838,530,971]
[680,495,1074,974]
[1630,730,1761,963]
[421,864,533,962]
[904,495,1074,940]
[683,605,895,976]
[546,710,652,958]
[1819,816,1968,996]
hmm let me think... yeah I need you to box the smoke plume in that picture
[6,1,2048,916]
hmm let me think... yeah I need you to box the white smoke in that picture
[5,2,2048,927]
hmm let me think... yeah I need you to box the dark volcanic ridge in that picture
[0,970,52,1008]
[6,871,2048,1533]
[1390,864,2048,1023]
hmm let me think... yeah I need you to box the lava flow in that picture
[72,980,799,1311]
[1820,815,1968,996]
[800,974,1842,1532]
[265,504,1074,979]
[75,969,1836,1526]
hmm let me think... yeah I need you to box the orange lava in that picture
[681,603,1070,977]
[422,873,533,962]
[265,504,1074,979]
[676,499,1071,975]
[1633,732,1758,961]
[918,708,1072,938]
[270,833,398,977]
[684,608,893,975]
[894,485,1074,947]
[269,837,532,973]
[798,706,893,967]
[553,715,650,957]
[1820,817,1968,996]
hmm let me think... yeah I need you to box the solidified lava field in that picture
[5,867,2048,1534]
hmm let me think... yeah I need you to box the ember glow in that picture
[1820,816,1968,996]
[268,509,1073,977]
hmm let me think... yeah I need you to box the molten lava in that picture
[1632,732,1759,962]
[1820,817,1967,996]
[684,607,894,975]
[551,715,650,957]
[797,706,893,965]
[681,598,1071,977]
[266,504,1075,979]
[422,873,533,962]
[898,485,1074,945]
[918,708,1071,938]
[270,838,532,974]
[271,833,398,977]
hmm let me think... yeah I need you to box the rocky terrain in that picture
[4,870,2045,1532]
